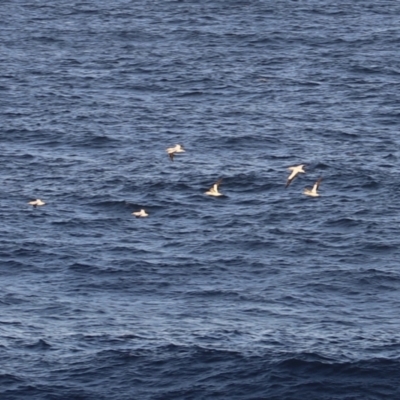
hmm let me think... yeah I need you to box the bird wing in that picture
[214,178,223,189]
[169,152,174,161]
[286,176,295,187]
[312,177,322,192]
[286,170,298,187]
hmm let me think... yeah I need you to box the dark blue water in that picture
[1,1,400,399]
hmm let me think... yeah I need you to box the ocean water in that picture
[1,1,400,399]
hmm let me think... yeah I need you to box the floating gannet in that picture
[28,199,45,207]
[303,177,322,197]
[132,209,148,218]
[286,164,305,188]
[205,179,223,196]
[166,144,185,161]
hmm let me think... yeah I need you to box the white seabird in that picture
[28,199,46,207]
[286,164,305,188]
[205,179,223,196]
[303,177,322,197]
[166,144,185,161]
[132,209,148,218]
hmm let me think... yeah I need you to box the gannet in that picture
[28,199,46,207]
[303,177,322,197]
[132,209,148,217]
[286,164,305,188]
[205,179,223,196]
[166,144,185,161]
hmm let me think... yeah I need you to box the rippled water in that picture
[1,1,400,399]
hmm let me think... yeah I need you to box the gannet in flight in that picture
[166,144,185,161]
[286,164,305,188]
[303,177,322,197]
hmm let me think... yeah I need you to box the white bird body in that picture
[28,199,45,207]
[166,144,185,161]
[303,177,322,197]
[286,164,305,187]
[132,209,148,217]
[205,179,223,196]
[166,144,185,154]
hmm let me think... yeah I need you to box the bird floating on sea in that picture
[286,164,305,188]
[303,177,322,197]
[28,199,46,207]
[205,179,223,196]
[132,209,148,218]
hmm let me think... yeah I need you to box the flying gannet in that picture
[286,164,305,188]
[166,144,185,161]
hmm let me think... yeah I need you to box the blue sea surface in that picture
[1,1,400,399]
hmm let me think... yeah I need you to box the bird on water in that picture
[205,179,223,196]
[303,177,322,197]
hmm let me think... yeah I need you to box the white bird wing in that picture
[286,170,299,187]
[166,146,176,153]
[288,169,297,180]
[214,179,223,190]
[312,177,322,193]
